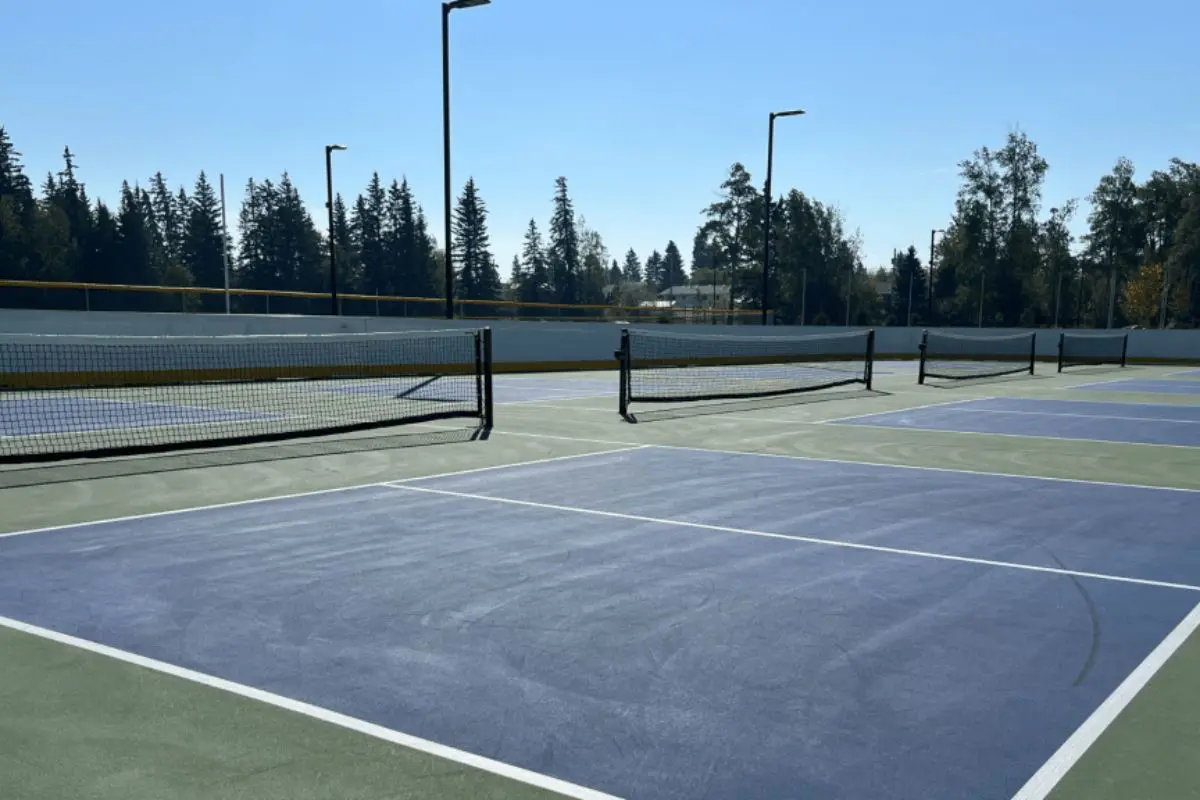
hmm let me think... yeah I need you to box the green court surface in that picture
[1,363,1198,799]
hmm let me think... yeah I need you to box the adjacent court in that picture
[0,396,274,436]
[1071,379,1200,396]
[1,446,1198,800]
[832,397,1200,447]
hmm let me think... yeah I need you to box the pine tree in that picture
[622,248,643,283]
[353,173,388,295]
[55,147,90,280]
[660,240,686,289]
[0,127,37,280]
[331,193,359,294]
[608,257,622,284]
[510,255,525,297]
[84,201,121,290]
[149,172,185,269]
[412,207,439,303]
[519,218,548,304]
[547,176,580,304]
[115,182,158,302]
[274,173,325,296]
[644,249,664,291]
[183,172,229,310]
[453,178,500,301]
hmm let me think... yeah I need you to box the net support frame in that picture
[617,327,875,420]
[1057,331,1129,372]
[918,329,1037,384]
[0,327,494,464]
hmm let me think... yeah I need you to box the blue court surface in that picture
[1170,369,1200,379]
[0,396,274,437]
[1071,378,1200,396]
[832,397,1200,447]
[1,447,1199,800]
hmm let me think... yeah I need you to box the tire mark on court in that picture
[1044,548,1102,687]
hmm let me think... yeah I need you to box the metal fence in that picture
[0,279,763,325]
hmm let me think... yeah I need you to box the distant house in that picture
[657,285,733,309]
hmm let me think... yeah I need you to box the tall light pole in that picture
[762,108,805,326]
[928,228,946,325]
[443,0,490,320]
[325,144,347,316]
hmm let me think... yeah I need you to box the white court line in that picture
[501,396,613,408]
[839,420,1199,451]
[936,406,1200,426]
[458,429,1200,494]
[0,615,621,800]
[816,398,979,424]
[382,483,1200,594]
[1012,600,1200,800]
[0,446,648,540]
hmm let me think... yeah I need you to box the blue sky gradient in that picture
[3,0,1197,277]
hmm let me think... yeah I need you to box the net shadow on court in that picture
[0,423,489,490]
[919,370,1056,389]
[621,387,890,423]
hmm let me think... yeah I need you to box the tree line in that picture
[0,125,1196,327]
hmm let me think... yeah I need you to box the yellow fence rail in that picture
[0,279,761,324]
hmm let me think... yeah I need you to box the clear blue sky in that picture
[3,0,1197,278]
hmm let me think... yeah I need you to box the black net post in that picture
[917,330,929,385]
[482,327,494,428]
[1120,333,1129,367]
[1028,332,1038,375]
[1057,332,1066,373]
[865,328,876,391]
[617,328,630,418]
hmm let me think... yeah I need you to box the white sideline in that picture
[0,615,622,800]
[1011,601,1200,800]
[0,446,648,540]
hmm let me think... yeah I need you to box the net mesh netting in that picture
[1058,332,1128,370]
[0,329,490,463]
[919,330,1036,381]
[620,328,874,410]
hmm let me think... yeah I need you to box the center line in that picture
[381,484,1200,593]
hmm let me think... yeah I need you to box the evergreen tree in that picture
[331,193,359,294]
[510,255,525,295]
[889,246,926,326]
[353,173,388,295]
[0,127,37,280]
[576,217,610,305]
[84,201,121,289]
[608,257,622,284]
[644,249,664,291]
[622,248,643,283]
[519,218,549,304]
[413,208,440,302]
[547,176,580,304]
[691,228,715,277]
[660,240,686,289]
[183,172,229,309]
[453,178,500,301]
[115,182,158,301]
[149,172,184,268]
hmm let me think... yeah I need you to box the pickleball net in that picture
[617,327,875,418]
[918,330,1037,384]
[1058,332,1129,371]
[0,328,493,463]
